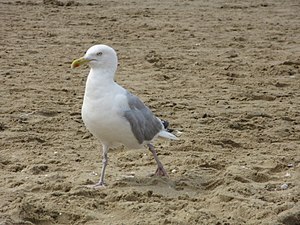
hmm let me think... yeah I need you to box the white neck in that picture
[84,68,117,99]
[91,67,116,82]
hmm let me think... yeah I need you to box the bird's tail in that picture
[158,119,180,140]
[158,130,179,140]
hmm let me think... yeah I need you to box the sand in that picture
[1,0,300,224]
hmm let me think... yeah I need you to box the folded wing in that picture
[124,92,163,144]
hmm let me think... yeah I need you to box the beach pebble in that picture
[284,172,291,177]
[280,183,288,190]
[91,171,98,176]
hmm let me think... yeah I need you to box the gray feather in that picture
[124,92,162,144]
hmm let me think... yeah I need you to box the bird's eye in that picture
[96,52,103,56]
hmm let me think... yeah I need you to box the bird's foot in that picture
[155,166,169,177]
[86,182,106,189]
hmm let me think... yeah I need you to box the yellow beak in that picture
[71,57,90,69]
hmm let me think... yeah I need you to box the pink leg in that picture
[148,144,168,177]
[88,144,109,188]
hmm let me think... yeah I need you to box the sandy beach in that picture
[1,0,299,224]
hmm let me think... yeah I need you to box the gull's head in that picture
[71,44,118,71]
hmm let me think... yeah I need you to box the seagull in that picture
[71,44,178,187]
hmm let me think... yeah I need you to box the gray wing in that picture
[124,92,163,144]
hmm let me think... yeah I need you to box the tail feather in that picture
[158,130,179,140]
[158,119,180,140]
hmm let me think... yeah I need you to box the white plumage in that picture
[72,44,178,187]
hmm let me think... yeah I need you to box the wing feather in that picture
[124,92,162,144]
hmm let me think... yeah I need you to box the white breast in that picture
[81,78,141,149]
